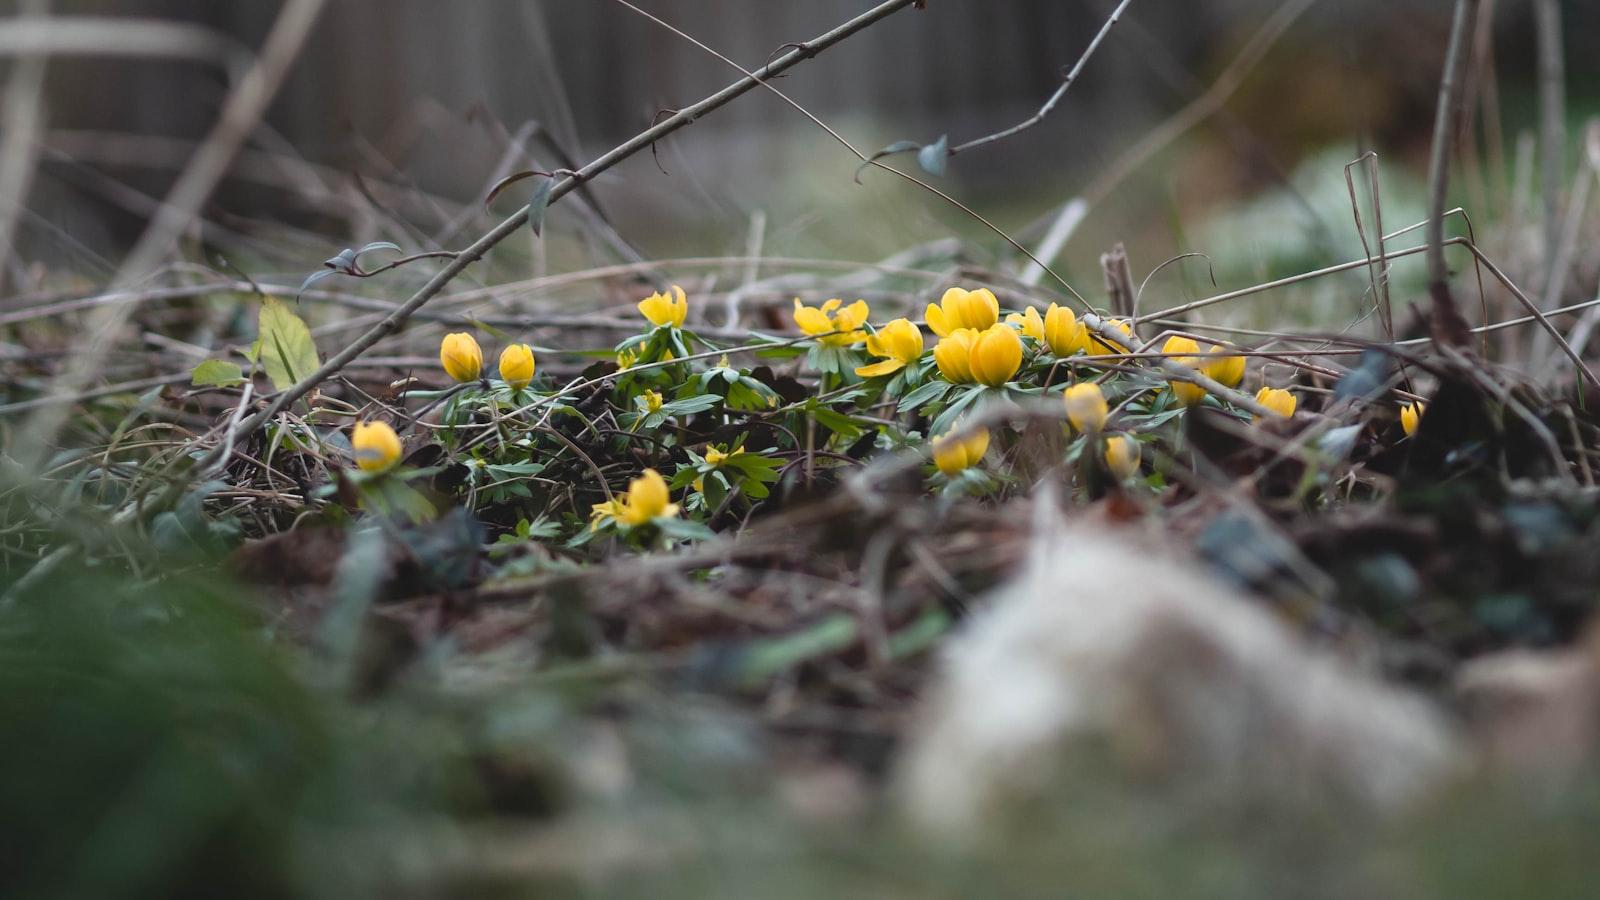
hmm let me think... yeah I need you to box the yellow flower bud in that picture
[1162,335,1201,356]
[926,286,1000,337]
[1203,344,1246,387]
[1162,336,1206,406]
[618,468,679,525]
[704,445,742,466]
[932,426,990,476]
[1005,306,1046,342]
[1104,434,1141,480]
[1043,304,1089,357]
[616,348,638,370]
[793,297,870,347]
[969,324,1024,387]
[856,318,924,378]
[498,343,535,389]
[1400,401,1424,437]
[638,285,689,328]
[1254,386,1297,419]
[642,390,664,413]
[933,328,980,383]
[439,332,483,382]
[351,420,402,473]
[1064,382,1108,433]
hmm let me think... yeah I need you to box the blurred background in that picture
[12,0,1598,307]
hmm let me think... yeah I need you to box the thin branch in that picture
[1423,0,1480,346]
[948,0,1137,156]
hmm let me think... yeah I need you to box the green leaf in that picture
[190,359,246,388]
[256,297,320,392]
[527,175,556,237]
[897,378,952,413]
[809,406,862,441]
[854,140,922,182]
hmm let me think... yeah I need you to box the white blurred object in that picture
[897,496,1463,836]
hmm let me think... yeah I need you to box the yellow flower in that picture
[1091,317,1135,354]
[1064,382,1108,433]
[1255,386,1297,419]
[589,499,625,531]
[1401,401,1424,437]
[1044,304,1090,357]
[642,390,664,413]
[970,324,1024,387]
[933,328,980,383]
[932,426,990,476]
[1161,336,1201,356]
[351,421,402,473]
[1104,434,1141,480]
[1006,306,1046,342]
[1006,304,1091,357]
[705,445,743,466]
[926,286,999,337]
[618,469,678,525]
[794,297,869,347]
[498,343,535,389]
[856,318,924,378]
[1162,336,1206,406]
[638,285,688,328]
[439,332,483,382]
[616,348,638,370]
[1203,344,1246,388]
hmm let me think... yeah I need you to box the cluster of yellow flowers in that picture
[439,332,537,389]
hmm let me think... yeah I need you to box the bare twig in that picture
[948,0,1137,156]
[1423,0,1480,347]
[1534,0,1565,288]
[0,0,50,291]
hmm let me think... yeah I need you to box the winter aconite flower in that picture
[969,324,1024,387]
[638,285,689,328]
[1104,434,1141,480]
[1401,401,1424,437]
[440,332,483,382]
[616,348,638,371]
[1064,382,1108,433]
[643,390,664,413]
[619,469,678,525]
[793,298,869,347]
[1255,386,1297,419]
[932,426,989,476]
[1203,344,1246,388]
[1009,305,1091,357]
[933,328,980,383]
[926,287,999,337]
[351,421,402,473]
[855,318,924,378]
[1043,305,1090,357]
[1091,317,1135,354]
[1007,306,1047,342]
[1162,336,1206,406]
[498,343,535,389]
